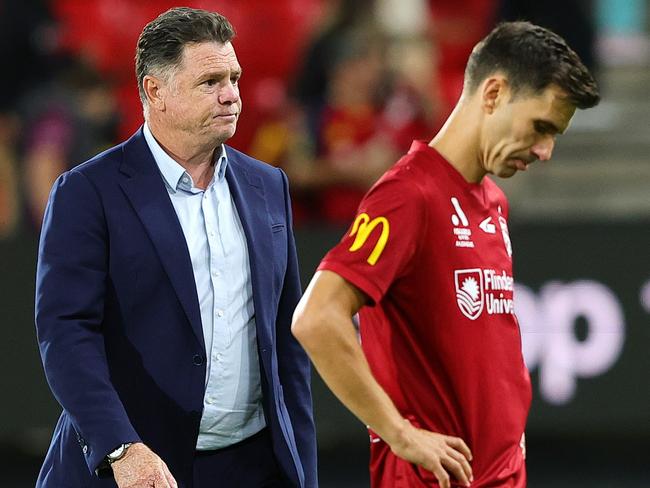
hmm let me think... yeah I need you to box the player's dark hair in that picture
[464,21,600,109]
[135,7,235,105]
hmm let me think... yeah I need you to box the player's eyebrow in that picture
[534,119,562,135]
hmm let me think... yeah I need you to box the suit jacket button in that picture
[193,354,204,366]
[82,445,88,454]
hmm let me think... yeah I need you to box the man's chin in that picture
[211,126,237,146]
[496,166,519,178]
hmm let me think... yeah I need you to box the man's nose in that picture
[218,81,239,104]
[531,136,555,161]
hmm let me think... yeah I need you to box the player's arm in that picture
[292,270,474,488]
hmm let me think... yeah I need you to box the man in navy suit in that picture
[35,7,316,488]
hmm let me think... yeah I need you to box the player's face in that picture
[161,41,242,147]
[481,84,576,178]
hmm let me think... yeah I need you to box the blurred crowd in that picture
[0,0,599,237]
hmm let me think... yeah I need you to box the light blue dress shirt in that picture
[143,124,265,450]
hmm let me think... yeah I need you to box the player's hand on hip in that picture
[389,419,473,488]
[112,442,178,488]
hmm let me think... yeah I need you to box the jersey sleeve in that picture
[318,173,424,305]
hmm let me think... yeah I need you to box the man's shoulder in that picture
[67,130,151,185]
[368,151,432,201]
[72,143,123,175]
[67,132,142,183]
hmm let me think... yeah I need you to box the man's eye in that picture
[204,79,217,86]
[231,78,240,85]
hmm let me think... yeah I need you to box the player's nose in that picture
[530,137,554,162]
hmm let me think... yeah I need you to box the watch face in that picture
[108,445,125,461]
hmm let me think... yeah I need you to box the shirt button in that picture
[182,176,189,183]
[206,397,214,405]
[216,309,224,317]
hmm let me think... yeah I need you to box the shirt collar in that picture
[143,122,228,193]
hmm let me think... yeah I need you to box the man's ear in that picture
[480,75,509,114]
[143,75,166,112]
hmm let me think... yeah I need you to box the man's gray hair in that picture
[135,7,235,109]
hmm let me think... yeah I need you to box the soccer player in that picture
[291,21,599,488]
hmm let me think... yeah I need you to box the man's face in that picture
[481,84,576,178]
[160,41,242,147]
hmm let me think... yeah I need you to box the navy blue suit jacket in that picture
[35,129,317,487]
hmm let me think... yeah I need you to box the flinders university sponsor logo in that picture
[455,268,515,320]
[455,269,484,319]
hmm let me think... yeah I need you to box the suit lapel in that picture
[118,130,204,349]
[225,150,274,356]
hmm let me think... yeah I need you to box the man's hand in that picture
[111,443,178,488]
[388,420,473,488]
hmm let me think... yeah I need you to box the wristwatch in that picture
[106,443,133,464]
[95,443,134,478]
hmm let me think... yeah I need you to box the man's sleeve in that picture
[318,175,424,305]
[274,169,318,487]
[35,170,140,474]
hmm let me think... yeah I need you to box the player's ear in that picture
[481,75,508,114]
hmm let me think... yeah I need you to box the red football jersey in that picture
[318,141,532,487]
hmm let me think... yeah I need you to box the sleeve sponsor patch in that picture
[348,213,389,265]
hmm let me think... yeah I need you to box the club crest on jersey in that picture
[348,213,389,265]
[454,269,485,320]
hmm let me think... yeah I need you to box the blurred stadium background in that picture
[0,0,648,486]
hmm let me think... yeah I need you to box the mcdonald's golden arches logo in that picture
[348,213,390,265]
